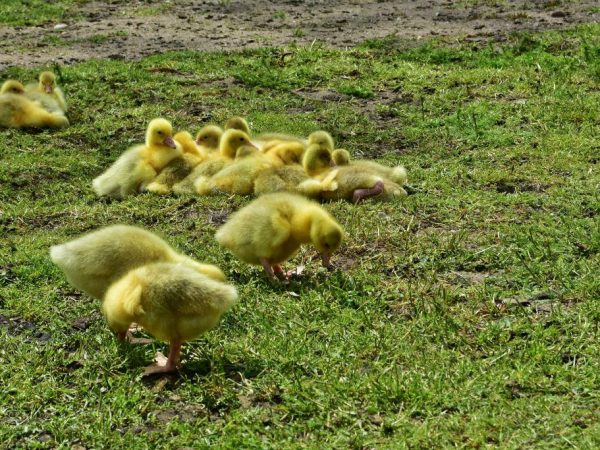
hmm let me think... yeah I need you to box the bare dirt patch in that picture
[1,0,598,70]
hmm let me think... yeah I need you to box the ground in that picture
[1,1,599,449]
[0,0,599,69]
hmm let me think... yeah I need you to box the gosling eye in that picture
[157,130,163,135]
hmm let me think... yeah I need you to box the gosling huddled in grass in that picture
[26,71,67,113]
[0,77,69,129]
[92,118,182,198]
[106,115,409,203]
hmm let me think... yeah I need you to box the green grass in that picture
[0,0,87,26]
[1,24,599,448]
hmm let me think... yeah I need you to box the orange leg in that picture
[321,252,334,270]
[116,328,152,345]
[143,340,182,376]
[260,257,277,281]
[272,264,289,281]
[352,180,384,203]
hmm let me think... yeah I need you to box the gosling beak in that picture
[163,136,177,149]
[321,252,332,269]
[44,84,52,94]
[249,141,260,150]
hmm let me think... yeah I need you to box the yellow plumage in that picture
[224,116,251,135]
[0,80,69,129]
[144,131,207,195]
[332,148,408,186]
[102,262,237,374]
[299,145,405,202]
[25,71,67,113]
[253,164,309,195]
[92,118,182,198]
[263,141,306,166]
[215,192,343,280]
[50,224,225,300]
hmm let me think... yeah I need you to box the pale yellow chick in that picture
[25,71,67,113]
[50,224,225,301]
[263,141,306,166]
[192,129,256,195]
[252,142,309,195]
[92,118,182,199]
[253,164,309,195]
[332,148,408,186]
[195,125,223,154]
[307,130,335,151]
[216,192,343,281]
[173,128,250,194]
[0,80,69,129]
[300,145,405,202]
[103,262,237,375]
[195,143,269,196]
[144,131,207,195]
[295,144,339,198]
[224,116,251,135]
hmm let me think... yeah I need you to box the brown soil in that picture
[1,0,598,70]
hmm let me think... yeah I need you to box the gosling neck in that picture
[290,206,322,244]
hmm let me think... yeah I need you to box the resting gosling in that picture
[300,145,405,202]
[0,81,68,129]
[92,118,182,198]
[195,125,223,154]
[145,131,207,195]
[26,71,67,113]
[332,148,408,186]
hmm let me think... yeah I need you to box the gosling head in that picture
[195,125,223,150]
[39,71,57,94]
[224,116,251,135]
[332,148,350,166]
[309,212,343,268]
[146,118,176,149]
[0,80,25,95]
[308,130,334,151]
[303,144,334,175]
[220,129,257,159]
[235,144,259,159]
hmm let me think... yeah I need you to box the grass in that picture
[1,23,599,449]
[0,0,87,26]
